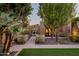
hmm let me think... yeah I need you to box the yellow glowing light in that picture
[72,29,78,41]
[72,30,78,36]
[46,29,48,33]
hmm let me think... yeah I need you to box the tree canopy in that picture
[0,3,32,35]
[38,3,76,28]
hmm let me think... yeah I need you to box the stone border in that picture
[15,48,23,56]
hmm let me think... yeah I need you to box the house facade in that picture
[39,22,71,37]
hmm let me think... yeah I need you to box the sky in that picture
[76,3,79,17]
[29,3,79,25]
[29,3,40,25]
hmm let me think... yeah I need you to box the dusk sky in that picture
[29,3,40,25]
[29,3,79,25]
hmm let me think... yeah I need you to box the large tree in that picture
[0,3,32,53]
[38,3,76,42]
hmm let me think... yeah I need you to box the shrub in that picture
[14,35,25,44]
[14,34,30,44]
[69,36,79,42]
[35,35,45,44]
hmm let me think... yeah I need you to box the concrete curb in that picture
[15,48,23,56]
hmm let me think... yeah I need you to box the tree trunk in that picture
[51,28,54,39]
[55,29,58,42]
[3,29,13,53]
[6,33,12,53]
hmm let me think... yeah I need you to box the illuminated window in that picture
[46,29,48,33]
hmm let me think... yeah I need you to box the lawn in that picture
[18,48,79,56]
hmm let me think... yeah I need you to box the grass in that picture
[18,48,79,56]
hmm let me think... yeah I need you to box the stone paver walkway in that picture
[10,36,79,55]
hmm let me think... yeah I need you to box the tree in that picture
[38,3,76,42]
[0,3,32,53]
[0,3,32,28]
